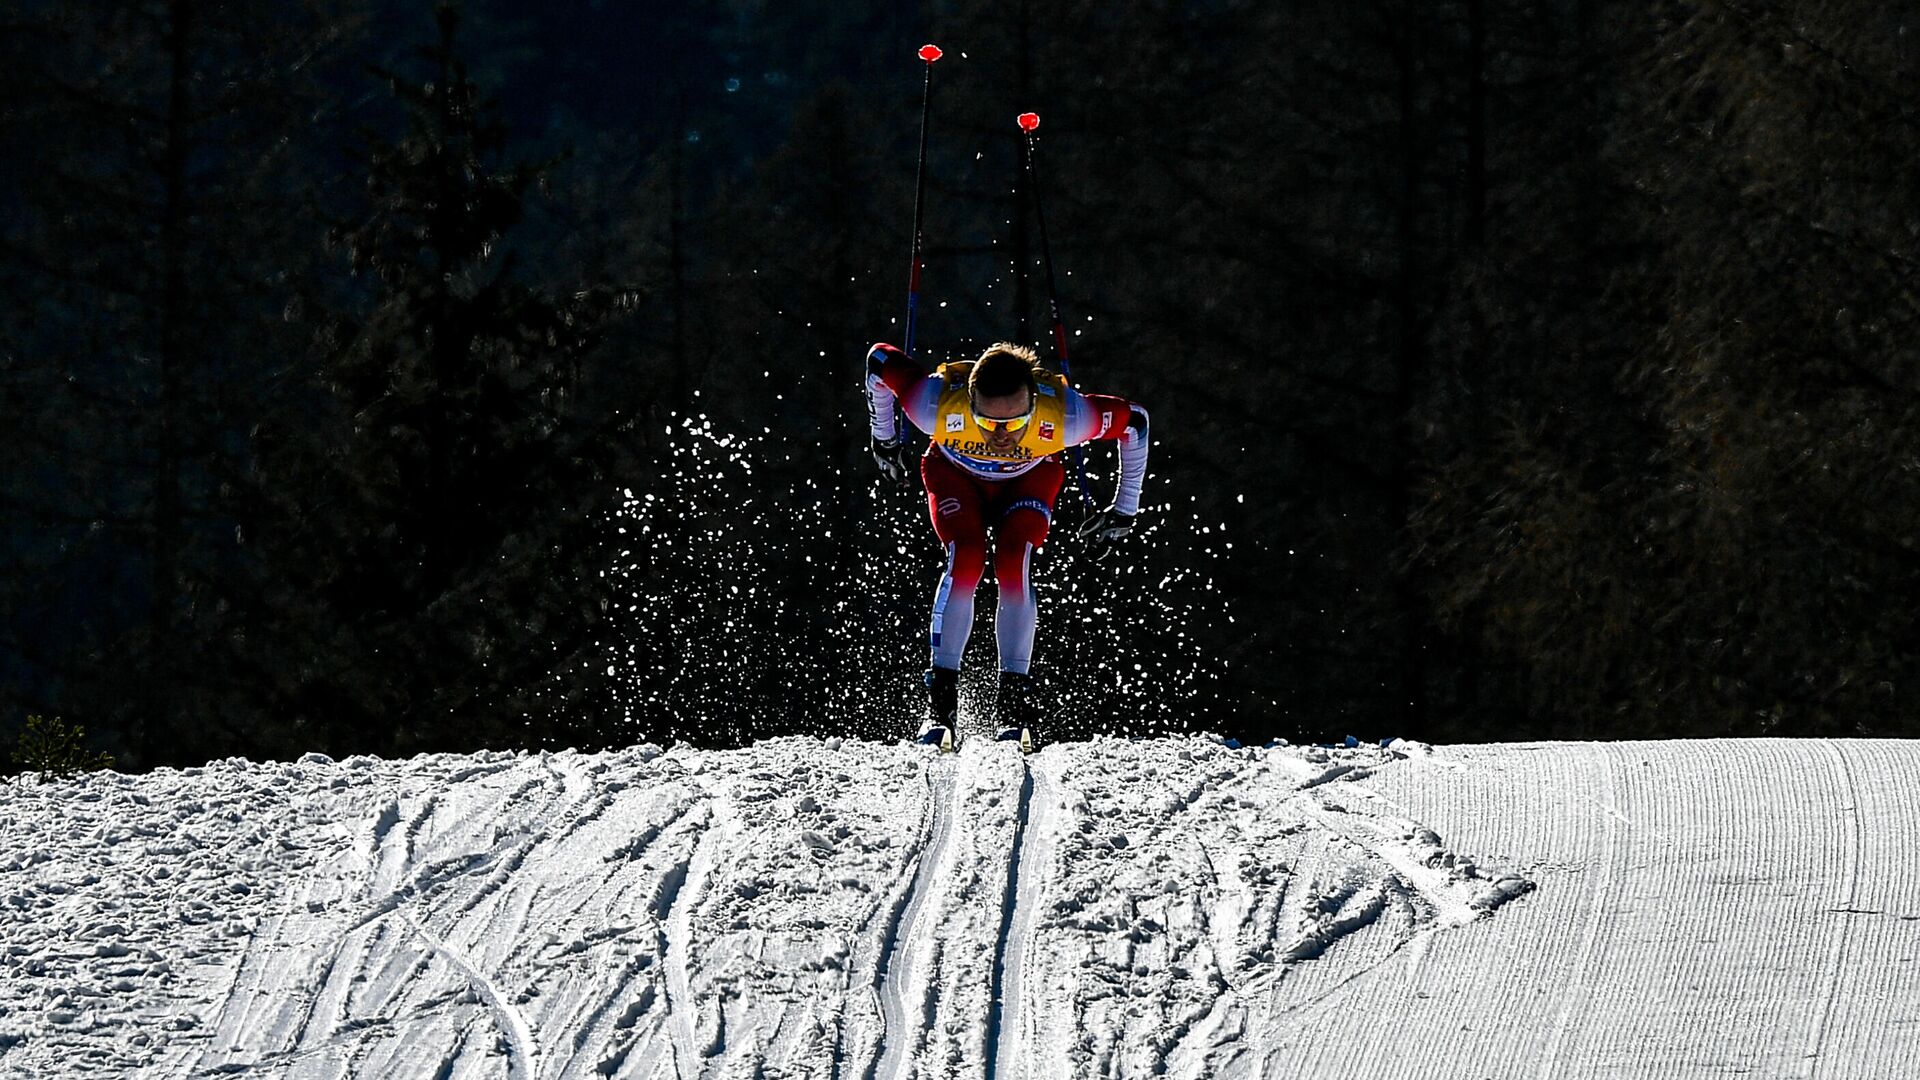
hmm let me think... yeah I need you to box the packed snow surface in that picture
[0,737,1911,1078]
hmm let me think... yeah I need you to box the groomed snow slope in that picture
[0,738,1909,1078]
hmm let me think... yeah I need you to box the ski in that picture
[996,726,1037,755]
[917,723,959,753]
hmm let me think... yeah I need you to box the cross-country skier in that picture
[865,339,1151,748]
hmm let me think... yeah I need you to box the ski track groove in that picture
[185,913,268,1075]
[349,766,547,931]
[388,756,604,1078]
[599,801,712,1080]
[2,740,1585,1080]
[394,909,538,1080]
[1294,761,1378,791]
[1163,764,1245,1071]
[986,756,1039,1080]
[866,756,959,1080]
[492,758,691,1078]
[1139,889,1225,1079]
[260,756,582,1076]
[1299,791,1480,930]
[362,755,583,942]
[828,758,923,1080]
[287,908,355,1052]
[664,804,724,1080]
[1256,751,1520,1078]
[1272,887,1420,1020]
[1803,740,1862,1080]
[1534,743,1620,1080]
[188,805,389,1077]
[553,850,685,1080]
[240,856,353,1068]
[1167,835,1244,1077]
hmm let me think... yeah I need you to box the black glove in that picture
[1076,506,1137,546]
[870,436,914,486]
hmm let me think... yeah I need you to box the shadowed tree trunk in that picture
[146,0,196,757]
[1392,3,1431,738]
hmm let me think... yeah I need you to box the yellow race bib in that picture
[930,361,1069,465]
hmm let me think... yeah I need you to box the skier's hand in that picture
[870,436,914,487]
[1076,506,1137,547]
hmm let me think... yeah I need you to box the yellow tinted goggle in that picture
[970,396,1035,434]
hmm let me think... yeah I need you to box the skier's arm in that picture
[1068,391,1151,515]
[865,343,942,439]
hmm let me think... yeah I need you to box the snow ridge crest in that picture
[0,737,1529,1078]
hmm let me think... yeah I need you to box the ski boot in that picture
[917,666,961,753]
[993,670,1040,754]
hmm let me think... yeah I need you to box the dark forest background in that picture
[6,0,1919,772]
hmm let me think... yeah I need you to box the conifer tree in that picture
[0,0,356,766]
[247,4,646,756]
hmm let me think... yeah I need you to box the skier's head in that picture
[970,343,1040,433]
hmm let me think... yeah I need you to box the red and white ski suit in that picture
[864,343,1151,674]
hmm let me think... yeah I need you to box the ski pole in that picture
[904,44,942,358]
[1018,111,1097,517]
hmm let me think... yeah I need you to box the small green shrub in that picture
[8,715,115,782]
